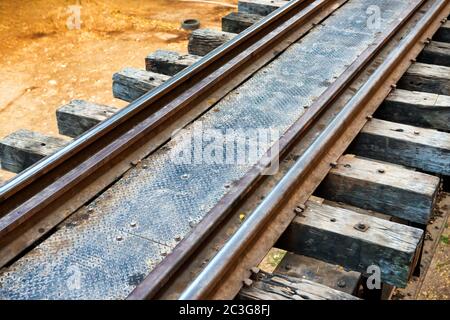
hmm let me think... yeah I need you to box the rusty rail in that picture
[0,0,333,268]
[128,0,449,300]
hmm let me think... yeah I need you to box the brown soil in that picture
[0,0,236,180]
[419,214,450,300]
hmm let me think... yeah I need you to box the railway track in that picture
[0,0,449,300]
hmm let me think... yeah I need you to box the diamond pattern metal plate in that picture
[0,0,417,299]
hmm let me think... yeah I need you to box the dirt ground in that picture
[418,214,450,300]
[0,0,236,181]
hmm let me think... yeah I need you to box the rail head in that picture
[127,0,449,300]
[0,0,334,270]
[0,0,313,201]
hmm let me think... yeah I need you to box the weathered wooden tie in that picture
[316,155,440,225]
[188,29,236,56]
[56,100,118,138]
[418,41,450,67]
[145,50,201,76]
[275,253,361,295]
[398,63,450,95]
[434,20,450,43]
[0,129,69,173]
[238,0,288,16]
[276,198,424,287]
[375,89,450,132]
[222,12,263,33]
[239,271,359,300]
[350,119,450,176]
[112,67,170,102]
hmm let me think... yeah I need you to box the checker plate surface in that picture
[0,0,416,299]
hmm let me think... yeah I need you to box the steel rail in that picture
[128,0,432,300]
[178,0,449,299]
[0,0,333,267]
[127,0,361,300]
[0,0,307,200]
[0,0,312,201]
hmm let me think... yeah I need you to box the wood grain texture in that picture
[239,271,359,300]
[434,21,450,43]
[56,100,118,138]
[222,12,262,33]
[277,199,423,287]
[351,118,450,175]
[275,253,361,295]
[398,63,450,95]
[145,50,201,76]
[317,155,440,225]
[0,129,69,173]
[188,29,236,56]
[238,0,288,16]
[375,89,450,132]
[418,41,450,67]
[112,67,170,102]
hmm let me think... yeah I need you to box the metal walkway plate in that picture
[0,0,417,299]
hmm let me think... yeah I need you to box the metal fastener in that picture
[330,218,337,222]
[354,222,369,232]
[130,222,137,228]
[294,207,303,214]
[116,236,123,241]
[337,280,346,288]
[251,267,260,275]
[378,169,385,174]
[330,162,338,168]
[243,279,253,287]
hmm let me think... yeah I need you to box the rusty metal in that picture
[129,0,441,300]
[0,0,335,268]
[177,0,448,300]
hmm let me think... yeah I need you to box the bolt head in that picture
[243,279,253,287]
[337,280,346,288]
[251,267,260,274]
